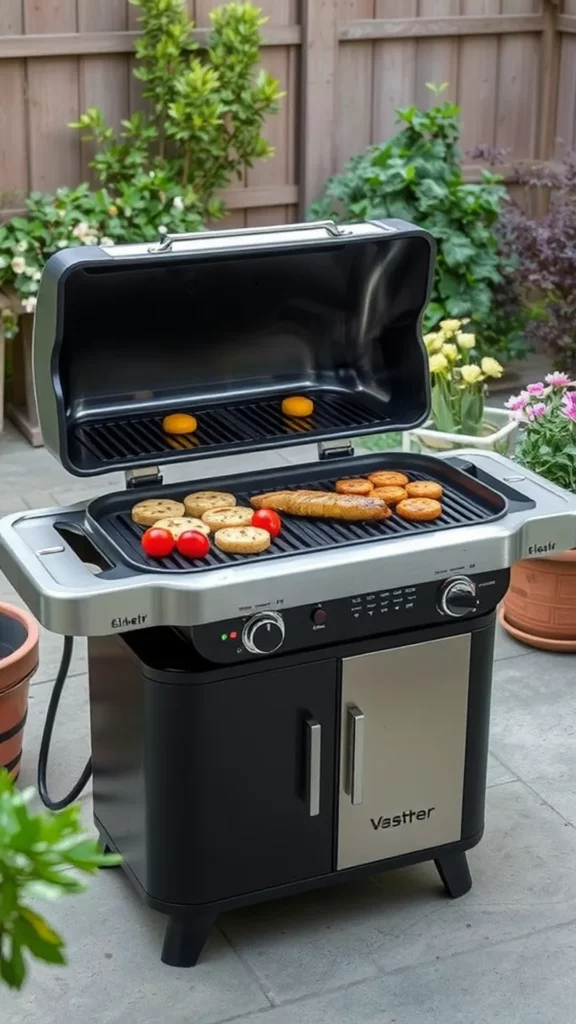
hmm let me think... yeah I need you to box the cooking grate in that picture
[70,393,387,470]
[87,464,505,575]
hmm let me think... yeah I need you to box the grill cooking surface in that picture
[87,457,506,575]
[70,393,388,471]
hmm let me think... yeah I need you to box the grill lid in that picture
[34,219,435,476]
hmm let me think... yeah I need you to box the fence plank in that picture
[23,0,81,192]
[416,1,461,109]
[77,2,130,185]
[372,1,418,146]
[555,32,576,154]
[496,0,541,158]
[247,1,297,226]
[458,0,499,154]
[301,0,339,212]
[337,1,375,167]
[0,3,28,202]
[339,14,544,38]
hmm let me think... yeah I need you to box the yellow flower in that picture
[456,331,476,350]
[439,319,461,334]
[460,364,483,384]
[442,342,458,362]
[429,352,448,374]
[424,332,444,353]
[481,356,504,379]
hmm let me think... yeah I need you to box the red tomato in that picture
[176,530,211,559]
[251,509,282,537]
[141,527,175,558]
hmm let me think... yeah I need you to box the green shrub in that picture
[310,87,518,351]
[0,768,120,990]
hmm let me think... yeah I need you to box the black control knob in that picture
[242,612,285,655]
[438,577,478,618]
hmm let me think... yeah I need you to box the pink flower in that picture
[545,372,572,387]
[561,391,576,422]
[531,402,548,419]
[526,382,545,396]
[505,393,527,411]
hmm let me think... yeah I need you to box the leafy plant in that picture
[310,86,509,337]
[424,318,504,436]
[478,151,576,375]
[71,0,282,204]
[0,768,120,990]
[0,1,282,327]
[506,374,576,492]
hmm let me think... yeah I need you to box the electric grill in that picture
[1,219,576,969]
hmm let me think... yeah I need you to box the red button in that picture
[229,631,238,640]
[312,608,328,625]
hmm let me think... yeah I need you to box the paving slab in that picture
[490,649,576,824]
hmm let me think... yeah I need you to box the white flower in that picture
[172,195,185,211]
[149,170,155,179]
[57,239,69,248]
[22,296,37,314]
[15,240,28,253]
[0,257,7,270]
[83,235,98,246]
[23,265,36,278]
[72,221,90,239]
[33,270,42,282]
[11,257,26,274]
[158,224,168,234]
[58,209,66,218]
[100,236,114,247]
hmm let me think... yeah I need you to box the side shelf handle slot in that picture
[306,719,322,817]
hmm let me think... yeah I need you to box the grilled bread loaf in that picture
[250,489,392,521]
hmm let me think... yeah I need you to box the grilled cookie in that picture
[214,526,271,554]
[131,498,185,527]
[396,498,443,522]
[371,485,408,505]
[335,478,374,496]
[155,516,211,538]
[368,471,409,488]
[405,481,443,500]
[201,507,254,530]
[184,491,236,517]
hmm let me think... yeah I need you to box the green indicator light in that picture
[221,633,228,641]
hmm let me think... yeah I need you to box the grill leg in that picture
[435,851,472,899]
[161,914,215,968]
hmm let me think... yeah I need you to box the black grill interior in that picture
[86,456,506,576]
[70,393,388,471]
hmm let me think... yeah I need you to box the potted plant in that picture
[403,319,517,454]
[0,768,120,989]
[500,374,576,650]
[0,603,39,779]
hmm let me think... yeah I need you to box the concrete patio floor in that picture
[2,420,576,1024]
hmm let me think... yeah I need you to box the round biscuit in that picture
[368,471,409,488]
[405,481,443,500]
[131,498,185,527]
[154,516,211,539]
[335,478,374,495]
[214,526,271,554]
[184,491,236,516]
[201,507,254,530]
[395,498,443,522]
[371,485,408,505]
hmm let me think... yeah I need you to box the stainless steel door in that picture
[337,634,471,870]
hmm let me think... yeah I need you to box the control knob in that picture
[242,612,286,654]
[438,577,478,618]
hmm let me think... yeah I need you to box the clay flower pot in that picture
[500,550,576,652]
[0,603,39,778]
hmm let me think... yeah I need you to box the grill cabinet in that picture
[1,220,576,968]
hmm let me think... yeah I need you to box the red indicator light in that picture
[230,631,238,640]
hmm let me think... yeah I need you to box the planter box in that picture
[403,407,518,456]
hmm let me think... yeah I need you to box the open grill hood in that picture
[33,219,435,476]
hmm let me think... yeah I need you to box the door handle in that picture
[306,719,322,817]
[347,705,365,806]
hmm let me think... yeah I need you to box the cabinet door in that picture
[167,660,337,903]
[337,635,471,871]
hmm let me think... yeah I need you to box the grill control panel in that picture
[189,569,510,665]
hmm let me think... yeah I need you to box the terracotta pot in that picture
[500,550,576,652]
[0,603,39,778]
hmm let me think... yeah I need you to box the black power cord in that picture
[37,636,93,811]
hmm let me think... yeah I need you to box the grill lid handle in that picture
[148,220,350,253]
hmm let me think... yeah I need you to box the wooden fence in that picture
[0,0,575,226]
